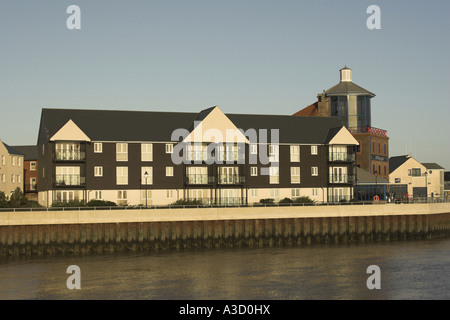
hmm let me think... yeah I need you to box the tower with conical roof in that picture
[293,66,389,181]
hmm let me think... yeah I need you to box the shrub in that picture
[279,197,293,203]
[171,199,204,206]
[0,191,9,208]
[52,200,86,207]
[293,196,314,204]
[87,199,117,207]
[259,198,275,204]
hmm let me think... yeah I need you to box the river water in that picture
[0,238,449,300]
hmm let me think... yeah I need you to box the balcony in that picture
[328,174,354,184]
[218,175,246,185]
[55,150,86,161]
[328,152,355,163]
[54,175,86,187]
[186,174,214,185]
[349,126,388,137]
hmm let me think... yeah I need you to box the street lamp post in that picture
[144,171,149,208]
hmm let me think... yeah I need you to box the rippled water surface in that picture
[1,238,449,299]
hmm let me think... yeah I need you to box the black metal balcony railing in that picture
[185,151,243,162]
[55,150,86,161]
[218,175,245,185]
[186,174,214,185]
[54,175,86,186]
[328,174,354,184]
[328,152,355,162]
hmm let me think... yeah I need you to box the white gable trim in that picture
[329,126,359,145]
[183,106,249,144]
[50,119,91,142]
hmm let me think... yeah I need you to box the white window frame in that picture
[1,155,5,165]
[250,166,258,176]
[290,167,300,184]
[250,144,258,155]
[94,191,103,200]
[166,190,174,199]
[116,143,128,162]
[30,178,37,191]
[116,167,128,185]
[166,166,174,177]
[165,143,173,154]
[94,166,103,177]
[311,145,318,155]
[251,188,258,198]
[94,143,103,153]
[311,167,319,176]
[18,157,22,167]
[269,166,279,184]
[291,188,300,197]
[270,189,279,200]
[290,145,300,162]
[312,188,318,197]
[117,190,127,201]
[141,143,153,161]
[269,145,279,162]
[30,162,37,171]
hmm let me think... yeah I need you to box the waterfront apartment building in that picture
[389,155,445,199]
[36,106,359,206]
[293,66,389,180]
[11,145,38,201]
[0,140,24,196]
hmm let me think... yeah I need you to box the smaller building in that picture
[389,155,445,199]
[0,140,25,196]
[11,145,38,201]
[353,166,389,201]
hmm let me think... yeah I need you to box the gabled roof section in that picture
[421,163,445,170]
[326,126,359,145]
[292,102,319,117]
[324,81,375,97]
[50,119,91,142]
[183,106,249,144]
[1,141,23,156]
[389,155,411,173]
[10,145,38,161]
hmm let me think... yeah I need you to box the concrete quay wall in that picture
[1,203,449,256]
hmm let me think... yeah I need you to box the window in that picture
[291,167,300,184]
[30,162,36,171]
[94,166,103,177]
[290,145,300,162]
[11,175,15,183]
[250,167,258,176]
[116,143,128,161]
[312,188,318,197]
[11,156,16,166]
[311,145,318,155]
[141,167,153,185]
[30,178,37,191]
[250,144,258,155]
[141,143,153,161]
[166,144,173,154]
[17,175,21,184]
[141,190,152,205]
[311,167,319,176]
[117,190,127,200]
[42,144,45,155]
[94,191,102,200]
[251,189,258,198]
[1,155,5,165]
[116,167,128,185]
[18,157,22,167]
[411,168,421,177]
[384,144,387,155]
[166,166,174,177]
[166,190,174,199]
[270,189,279,200]
[269,166,279,184]
[269,145,279,162]
[291,188,300,197]
[0,174,3,183]
[94,143,103,153]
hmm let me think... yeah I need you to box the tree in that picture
[0,191,9,208]
[9,187,28,208]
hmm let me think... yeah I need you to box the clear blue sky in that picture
[0,0,449,170]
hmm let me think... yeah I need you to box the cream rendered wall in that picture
[0,141,24,196]
[424,169,445,198]
[389,157,427,197]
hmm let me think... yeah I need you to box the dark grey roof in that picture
[39,108,345,145]
[10,145,38,161]
[324,81,375,97]
[421,163,444,170]
[389,155,411,173]
[2,142,23,156]
[354,167,389,185]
